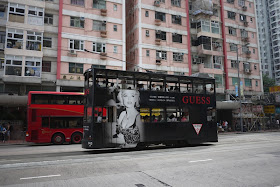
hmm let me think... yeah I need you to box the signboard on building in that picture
[264,105,275,114]
[252,105,263,113]
[275,94,280,103]
[276,107,280,114]
[269,86,280,93]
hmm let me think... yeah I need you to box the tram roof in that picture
[84,68,215,83]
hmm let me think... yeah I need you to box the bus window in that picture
[50,117,64,129]
[167,107,179,122]
[42,117,49,128]
[68,117,83,128]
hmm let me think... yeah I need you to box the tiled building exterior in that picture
[0,0,263,114]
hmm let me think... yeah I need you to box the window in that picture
[25,57,41,77]
[252,33,254,38]
[9,3,25,23]
[44,13,53,25]
[254,64,257,70]
[146,50,150,57]
[242,45,249,53]
[5,55,23,76]
[173,52,183,62]
[255,80,258,87]
[250,17,253,22]
[113,46,117,53]
[211,21,220,34]
[238,0,245,6]
[232,77,239,86]
[245,78,252,87]
[113,25,117,31]
[42,61,51,72]
[28,6,43,17]
[213,56,222,69]
[155,12,166,22]
[156,30,166,40]
[71,0,84,6]
[227,11,236,20]
[69,39,84,50]
[43,37,52,48]
[229,27,236,35]
[93,42,106,52]
[6,28,23,49]
[227,0,234,4]
[156,50,167,60]
[146,30,149,37]
[253,49,255,54]
[145,11,149,17]
[172,15,182,25]
[0,58,4,69]
[171,0,181,7]
[214,74,223,88]
[172,33,182,43]
[93,0,106,9]
[26,31,42,51]
[0,5,5,17]
[240,14,247,22]
[69,63,83,74]
[231,60,238,68]
[70,16,84,28]
[93,20,106,31]
[197,20,210,32]
[229,43,237,51]
[113,4,117,11]
[241,29,248,38]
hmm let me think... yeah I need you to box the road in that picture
[0,132,280,187]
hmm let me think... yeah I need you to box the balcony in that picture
[241,37,250,42]
[100,52,107,60]
[155,38,161,45]
[100,30,107,38]
[9,14,24,23]
[101,9,107,16]
[155,19,161,26]
[243,21,249,27]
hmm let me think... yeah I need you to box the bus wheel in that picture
[52,133,65,145]
[71,132,82,144]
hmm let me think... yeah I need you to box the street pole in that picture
[237,48,243,132]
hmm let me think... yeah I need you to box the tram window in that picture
[180,83,188,93]
[207,107,215,122]
[181,108,189,122]
[167,107,179,122]
[150,82,163,91]
[206,83,214,94]
[193,84,204,94]
[140,108,150,122]
[96,78,107,88]
[94,107,107,123]
[151,108,165,122]
[137,80,149,90]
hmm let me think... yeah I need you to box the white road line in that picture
[189,159,213,163]
[20,174,61,180]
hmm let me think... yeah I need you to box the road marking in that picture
[189,159,213,163]
[20,174,61,180]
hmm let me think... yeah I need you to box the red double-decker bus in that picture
[26,91,84,144]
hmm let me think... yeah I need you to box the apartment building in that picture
[58,0,126,92]
[256,0,280,84]
[0,0,59,96]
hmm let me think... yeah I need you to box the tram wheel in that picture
[71,132,82,144]
[52,133,65,145]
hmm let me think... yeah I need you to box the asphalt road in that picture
[0,132,280,187]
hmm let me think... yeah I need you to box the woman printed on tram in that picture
[116,89,142,148]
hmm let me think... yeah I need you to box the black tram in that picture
[82,67,218,149]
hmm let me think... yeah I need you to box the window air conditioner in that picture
[70,49,76,54]
[245,68,250,73]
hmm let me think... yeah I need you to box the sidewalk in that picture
[0,139,26,146]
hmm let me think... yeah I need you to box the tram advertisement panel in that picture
[96,86,214,148]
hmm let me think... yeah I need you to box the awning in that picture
[0,94,28,107]
[216,101,240,110]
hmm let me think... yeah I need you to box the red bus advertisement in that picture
[26,91,84,144]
